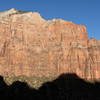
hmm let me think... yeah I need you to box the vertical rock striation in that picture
[0,8,100,79]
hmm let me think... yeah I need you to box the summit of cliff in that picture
[0,8,46,24]
[0,8,26,17]
[0,8,81,26]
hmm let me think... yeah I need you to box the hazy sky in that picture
[0,0,100,39]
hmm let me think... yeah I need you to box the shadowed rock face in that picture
[0,8,100,79]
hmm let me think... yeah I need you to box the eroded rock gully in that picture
[0,8,100,79]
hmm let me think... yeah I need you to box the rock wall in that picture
[0,8,100,79]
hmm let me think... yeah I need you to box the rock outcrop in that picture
[0,8,100,79]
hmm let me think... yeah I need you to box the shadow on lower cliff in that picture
[0,73,100,100]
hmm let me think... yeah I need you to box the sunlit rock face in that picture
[0,8,100,79]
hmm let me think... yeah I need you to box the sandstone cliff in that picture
[0,8,100,79]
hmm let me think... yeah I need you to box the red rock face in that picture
[0,8,100,79]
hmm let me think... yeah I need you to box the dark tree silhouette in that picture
[0,73,100,100]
